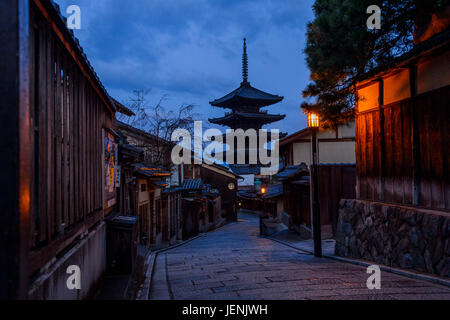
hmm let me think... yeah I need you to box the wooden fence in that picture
[318,165,356,234]
[356,85,450,210]
[27,3,114,276]
[284,164,356,235]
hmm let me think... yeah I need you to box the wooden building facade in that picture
[335,21,450,277]
[278,126,356,236]
[355,33,450,209]
[179,178,222,238]
[162,188,183,244]
[181,162,239,222]
[200,163,239,222]
[113,120,177,248]
[1,0,119,299]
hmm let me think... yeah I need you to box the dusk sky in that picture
[55,0,315,134]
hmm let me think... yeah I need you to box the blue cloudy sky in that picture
[55,0,315,134]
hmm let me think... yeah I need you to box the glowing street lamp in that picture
[259,186,268,236]
[308,112,322,258]
[307,112,320,128]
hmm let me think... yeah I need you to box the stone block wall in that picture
[335,199,450,277]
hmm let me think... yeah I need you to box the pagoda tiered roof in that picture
[209,38,285,129]
[208,111,285,127]
[209,82,283,109]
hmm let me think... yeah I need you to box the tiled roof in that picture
[42,0,115,112]
[182,178,203,191]
[229,164,260,175]
[114,120,170,145]
[210,82,283,108]
[209,111,285,125]
[162,186,183,194]
[151,180,169,188]
[263,184,284,199]
[275,164,309,180]
[237,189,258,199]
[279,128,311,146]
[119,143,142,157]
[111,98,135,116]
[133,163,170,178]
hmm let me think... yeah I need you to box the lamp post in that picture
[308,112,322,258]
[259,186,267,235]
[261,186,268,216]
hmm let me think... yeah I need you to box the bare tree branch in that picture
[119,89,199,169]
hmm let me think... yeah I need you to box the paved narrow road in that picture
[149,212,450,300]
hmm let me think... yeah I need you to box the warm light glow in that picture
[238,202,242,206]
[261,187,266,194]
[307,112,319,128]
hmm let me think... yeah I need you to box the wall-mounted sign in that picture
[104,132,118,209]
[115,166,121,186]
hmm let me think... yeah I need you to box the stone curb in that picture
[326,255,450,288]
[263,236,313,255]
[266,236,450,288]
[135,234,206,300]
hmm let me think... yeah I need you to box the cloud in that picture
[55,0,315,133]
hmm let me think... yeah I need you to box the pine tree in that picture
[302,0,449,128]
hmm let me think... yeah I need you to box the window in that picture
[140,183,147,192]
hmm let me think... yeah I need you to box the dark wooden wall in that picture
[284,182,311,228]
[27,4,113,276]
[318,165,356,234]
[284,164,355,234]
[356,85,450,210]
[200,166,237,221]
[182,199,201,240]
[0,0,30,299]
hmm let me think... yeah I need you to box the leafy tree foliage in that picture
[302,0,449,128]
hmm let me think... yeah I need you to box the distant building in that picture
[181,162,240,222]
[276,123,357,237]
[114,120,178,247]
[279,121,356,168]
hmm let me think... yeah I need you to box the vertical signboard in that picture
[104,131,118,209]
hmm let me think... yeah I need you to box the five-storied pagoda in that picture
[209,38,285,177]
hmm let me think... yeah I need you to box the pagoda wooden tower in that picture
[209,38,285,130]
[209,38,285,175]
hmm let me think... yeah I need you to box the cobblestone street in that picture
[149,212,450,300]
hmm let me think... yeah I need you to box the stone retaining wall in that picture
[335,199,450,277]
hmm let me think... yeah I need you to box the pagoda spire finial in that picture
[242,38,249,85]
